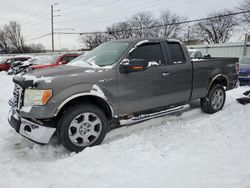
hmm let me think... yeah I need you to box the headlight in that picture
[23,89,53,106]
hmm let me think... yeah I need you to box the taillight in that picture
[235,63,239,74]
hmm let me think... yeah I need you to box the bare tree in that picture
[238,0,250,24]
[159,9,187,38]
[181,24,206,45]
[80,33,109,50]
[3,21,25,53]
[107,21,133,39]
[0,28,10,53]
[130,12,159,38]
[195,9,238,44]
[24,43,46,53]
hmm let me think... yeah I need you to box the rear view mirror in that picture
[120,59,148,73]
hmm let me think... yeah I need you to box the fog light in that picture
[24,125,32,135]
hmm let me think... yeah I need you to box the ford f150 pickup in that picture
[8,38,239,152]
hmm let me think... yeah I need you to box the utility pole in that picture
[187,26,190,45]
[243,33,248,57]
[51,4,60,52]
[51,5,54,52]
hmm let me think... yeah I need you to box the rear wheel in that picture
[58,104,108,152]
[201,84,226,114]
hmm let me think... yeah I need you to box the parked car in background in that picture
[30,53,80,70]
[239,56,250,85]
[188,49,203,59]
[0,56,31,71]
[9,53,80,75]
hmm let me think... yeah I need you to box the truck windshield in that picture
[68,41,130,68]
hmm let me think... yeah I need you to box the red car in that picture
[0,56,31,71]
[30,53,80,70]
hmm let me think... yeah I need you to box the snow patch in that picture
[129,40,150,54]
[84,69,96,73]
[90,84,107,100]
[147,61,160,67]
[1,72,250,188]
[22,75,54,84]
[21,60,32,66]
[70,74,79,77]
[67,59,114,69]
[20,106,32,113]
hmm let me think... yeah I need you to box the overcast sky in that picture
[0,0,243,50]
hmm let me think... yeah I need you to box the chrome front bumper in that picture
[8,108,56,144]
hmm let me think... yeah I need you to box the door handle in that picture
[162,72,170,77]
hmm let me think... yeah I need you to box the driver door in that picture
[117,42,170,115]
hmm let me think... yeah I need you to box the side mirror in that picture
[120,59,148,73]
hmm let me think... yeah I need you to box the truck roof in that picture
[111,38,181,43]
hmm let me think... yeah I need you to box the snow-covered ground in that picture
[0,71,250,188]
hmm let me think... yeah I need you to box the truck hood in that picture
[27,65,109,78]
[14,65,113,88]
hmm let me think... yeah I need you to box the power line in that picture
[56,0,162,24]
[61,0,120,16]
[26,33,51,41]
[21,16,50,29]
[121,10,250,32]
[57,0,72,6]
[21,14,50,26]
[19,0,194,37]
[55,10,250,35]
[17,5,51,24]
[58,0,93,10]
[70,0,200,28]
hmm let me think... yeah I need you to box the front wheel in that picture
[201,84,226,114]
[58,104,108,152]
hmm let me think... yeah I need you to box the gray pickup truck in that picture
[8,38,239,152]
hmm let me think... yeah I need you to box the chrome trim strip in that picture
[120,104,190,126]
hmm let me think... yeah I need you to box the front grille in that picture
[9,84,24,110]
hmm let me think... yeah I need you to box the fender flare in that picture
[206,74,229,95]
[53,92,115,118]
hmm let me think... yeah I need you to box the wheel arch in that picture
[54,94,114,121]
[206,74,229,95]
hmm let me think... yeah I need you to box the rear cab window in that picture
[165,42,186,65]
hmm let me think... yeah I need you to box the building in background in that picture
[188,42,250,58]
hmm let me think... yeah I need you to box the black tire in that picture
[58,103,108,152]
[200,84,226,114]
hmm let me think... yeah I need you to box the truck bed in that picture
[191,57,239,100]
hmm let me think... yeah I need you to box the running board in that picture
[120,104,190,126]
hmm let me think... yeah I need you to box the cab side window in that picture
[62,56,76,63]
[167,42,186,65]
[129,43,164,66]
